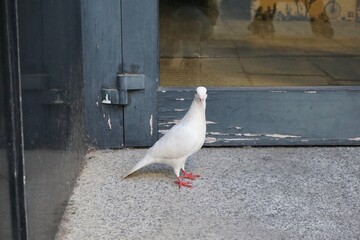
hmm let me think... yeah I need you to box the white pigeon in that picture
[123,86,207,188]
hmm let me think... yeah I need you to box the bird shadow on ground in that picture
[122,164,174,180]
[121,164,202,190]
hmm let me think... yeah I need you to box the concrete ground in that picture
[56,147,360,240]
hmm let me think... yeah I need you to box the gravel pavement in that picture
[56,147,360,240]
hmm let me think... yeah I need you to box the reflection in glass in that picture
[160,0,360,87]
[18,1,85,239]
[0,50,13,240]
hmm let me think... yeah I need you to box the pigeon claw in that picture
[181,169,200,180]
[174,177,192,189]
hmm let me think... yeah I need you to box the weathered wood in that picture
[159,88,360,146]
[81,0,124,148]
[122,0,159,146]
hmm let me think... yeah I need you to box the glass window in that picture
[0,50,13,240]
[160,0,360,87]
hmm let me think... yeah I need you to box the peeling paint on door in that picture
[209,131,227,135]
[223,138,259,141]
[349,137,360,141]
[265,134,301,138]
[243,133,262,137]
[107,115,112,130]
[149,114,153,136]
[269,90,287,93]
[159,129,169,135]
[205,137,217,143]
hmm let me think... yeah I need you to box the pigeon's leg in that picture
[174,168,192,188]
[174,177,192,189]
[180,169,200,180]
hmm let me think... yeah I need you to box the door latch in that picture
[101,74,145,105]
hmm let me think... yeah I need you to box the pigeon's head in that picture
[195,86,207,108]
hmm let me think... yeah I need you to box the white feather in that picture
[123,86,207,178]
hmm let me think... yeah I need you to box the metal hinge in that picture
[101,74,145,105]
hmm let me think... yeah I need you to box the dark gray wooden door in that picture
[82,1,124,148]
[159,87,360,146]
[121,0,158,146]
[84,1,360,147]
[82,0,158,148]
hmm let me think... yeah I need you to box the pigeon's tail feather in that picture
[123,154,155,178]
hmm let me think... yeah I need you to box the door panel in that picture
[83,0,159,148]
[122,0,159,146]
[159,88,360,146]
[82,0,124,148]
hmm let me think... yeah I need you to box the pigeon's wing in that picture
[123,124,198,178]
[149,123,201,160]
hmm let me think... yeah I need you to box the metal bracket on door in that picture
[21,74,66,104]
[101,74,145,106]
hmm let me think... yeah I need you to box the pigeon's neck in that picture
[183,98,206,123]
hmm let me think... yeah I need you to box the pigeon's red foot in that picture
[181,169,200,180]
[174,177,192,189]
